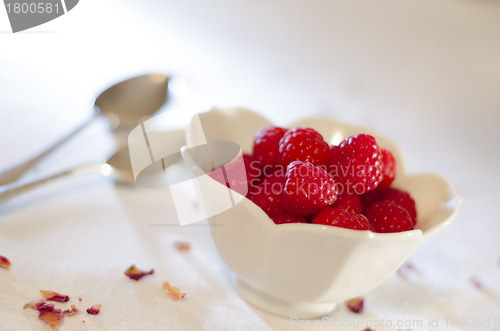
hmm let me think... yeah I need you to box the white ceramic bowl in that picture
[183,107,460,318]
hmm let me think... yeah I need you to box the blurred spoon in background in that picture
[0,129,187,203]
[0,73,169,185]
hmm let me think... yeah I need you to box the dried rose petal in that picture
[23,299,55,312]
[469,276,483,289]
[24,298,71,330]
[163,282,186,301]
[345,297,364,313]
[36,301,57,312]
[86,304,102,315]
[397,261,415,278]
[63,304,80,316]
[174,241,191,252]
[40,290,70,302]
[23,301,38,310]
[0,255,11,269]
[124,265,155,281]
[39,309,63,330]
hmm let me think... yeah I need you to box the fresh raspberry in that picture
[248,171,285,218]
[378,148,397,191]
[253,126,288,173]
[279,128,330,168]
[209,154,261,196]
[241,154,262,193]
[381,188,417,226]
[281,161,338,217]
[330,134,383,195]
[332,192,363,214]
[359,189,383,213]
[272,213,308,225]
[312,208,372,230]
[365,201,414,233]
[328,145,341,168]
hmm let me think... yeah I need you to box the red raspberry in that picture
[332,192,362,213]
[329,143,344,179]
[279,128,330,168]
[378,148,397,191]
[240,154,262,193]
[272,213,308,225]
[382,188,417,226]
[209,154,261,196]
[330,134,383,195]
[328,144,341,175]
[365,201,414,233]
[253,126,288,172]
[312,208,372,230]
[248,171,285,218]
[281,161,338,217]
[359,189,383,213]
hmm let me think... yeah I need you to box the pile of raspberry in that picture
[241,126,417,233]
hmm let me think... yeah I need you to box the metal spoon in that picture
[0,151,130,202]
[0,129,188,202]
[0,73,169,185]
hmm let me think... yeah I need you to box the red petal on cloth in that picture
[86,304,102,315]
[0,255,11,269]
[40,290,70,302]
[469,276,483,289]
[163,282,186,301]
[36,301,57,312]
[174,241,191,252]
[63,304,80,316]
[23,301,39,310]
[23,300,55,312]
[38,309,63,330]
[124,265,155,281]
[397,261,415,278]
[345,297,364,313]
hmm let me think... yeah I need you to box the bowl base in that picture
[236,278,337,319]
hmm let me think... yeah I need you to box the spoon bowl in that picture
[95,73,169,129]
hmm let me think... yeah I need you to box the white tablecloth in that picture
[1,1,499,330]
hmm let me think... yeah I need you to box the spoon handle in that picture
[0,163,105,202]
[0,115,97,186]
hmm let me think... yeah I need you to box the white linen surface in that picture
[1,1,500,330]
